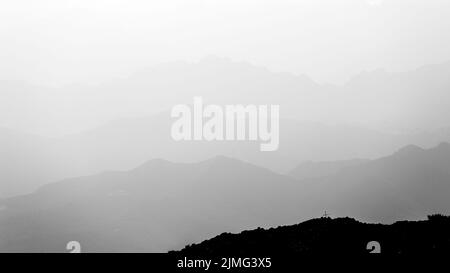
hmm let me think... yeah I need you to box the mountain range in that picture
[2,58,450,198]
[2,118,450,198]
[2,57,450,136]
[1,143,449,252]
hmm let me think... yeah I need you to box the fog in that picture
[1,0,450,86]
[2,0,450,253]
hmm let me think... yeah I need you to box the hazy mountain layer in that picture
[2,58,450,198]
[2,58,450,136]
[1,143,450,252]
[2,118,450,198]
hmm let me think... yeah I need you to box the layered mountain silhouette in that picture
[0,156,311,252]
[2,115,450,198]
[2,58,450,198]
[2,58,450,136]
[1,143,450,252]
[174,215,450,255]
[291,142,450,223]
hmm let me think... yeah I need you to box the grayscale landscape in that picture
[1,0,450,253]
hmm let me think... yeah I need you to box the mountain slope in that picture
[1,143,450,252]
[287,159,370,180]
[307,143,450,222]
[0,156,317,252]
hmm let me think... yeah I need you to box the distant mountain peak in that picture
[390,142,450,160]
[395,144,425,156]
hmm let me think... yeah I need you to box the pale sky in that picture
[1,0,450,85]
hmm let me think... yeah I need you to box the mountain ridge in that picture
[1,143,450,252]
[173,215,450,255]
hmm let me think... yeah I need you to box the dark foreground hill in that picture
[174,215,450,255]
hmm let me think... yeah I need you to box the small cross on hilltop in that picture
[322,211,330,218]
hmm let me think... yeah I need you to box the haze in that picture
[1,0,450,86]
[3,1,450,252]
